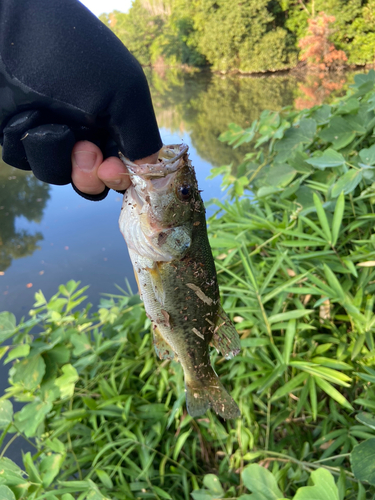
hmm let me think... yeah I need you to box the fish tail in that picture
[185,371,240,419]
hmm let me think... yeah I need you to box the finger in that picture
[2,110,42,170]
[23,124,75,184]
[97,156,132,191]
[71,141,106,195]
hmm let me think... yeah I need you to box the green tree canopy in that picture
[102,0,375,72]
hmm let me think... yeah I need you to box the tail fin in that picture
[185,373,240,419]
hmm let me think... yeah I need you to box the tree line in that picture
[100,0,375,74]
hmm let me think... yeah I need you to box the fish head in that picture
[120,144,204,261]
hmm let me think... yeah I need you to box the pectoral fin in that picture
[146,262,165,305]
[210,307,241,359]
[153,326,175,360]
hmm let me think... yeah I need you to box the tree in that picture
[191,0,296,73]
[298,12,347,71]
[100,2,165,66]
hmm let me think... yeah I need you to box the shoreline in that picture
[144,62,374,79]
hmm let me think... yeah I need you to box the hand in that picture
[0,0,162,200]
[71,141,159,195]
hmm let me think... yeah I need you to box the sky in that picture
[79,0,132,16]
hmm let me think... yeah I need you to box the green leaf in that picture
[309,376,317,421]
[14,400,53,437]
[219,122,246,146]
[336,97,360,115]
[70,333,92,356]
[283,319,296,365]
[268,309,313,324]
[0,312,16,342]
[264,164,296,188]
[331,169,363,198]
[310,357,352,370]
[203,474,224,496]
[191,492,217,500]
[241,338,270,348]
[271,371,308,401]
[242,464,283,500]
[96,469,114,489]
[0,400,13,428]
[0,346,9,361]
[54,364,79,399]
[351,438,375,485]
[314,377,353,410]
[173,430,192,460]
[12,354,46,391]
[274,118,316,162]
[359,144,375,165]
[319,117,361,150]
[153,486,172,499]
[23,451,42,484]
[352,334,366,360]
[40,454,64,487]
[331,192,344,245]
[313,193,332,243]
[0,486,16,500]
[44,437,66,454]
[355,412,375,430]
[323,265,345,300]
[306,149,345,169]
[4,344,30,364]
[294,468,339,500]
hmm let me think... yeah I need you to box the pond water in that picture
[1,72,356,313]
[0,70,303,317]
[1,70,355,318]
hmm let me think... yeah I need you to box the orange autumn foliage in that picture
[299,12,347,71]
[294,73,345,110]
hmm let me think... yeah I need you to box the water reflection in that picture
[0,69,355,318]
[147,70,297,166]
[0,159,50,272]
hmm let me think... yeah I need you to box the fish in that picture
[119,144,240,419]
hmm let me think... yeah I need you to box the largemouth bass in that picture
[119,144,240,419]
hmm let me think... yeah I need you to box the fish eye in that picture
[177,184,192,201]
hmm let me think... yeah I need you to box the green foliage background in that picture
[1,72,375,498]
[100,0,375,73]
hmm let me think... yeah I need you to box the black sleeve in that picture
[0,0,162,188]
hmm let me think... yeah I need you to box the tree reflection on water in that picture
[0,156,50,272]
[147,68,352,167]
[0,69,353,272]
[147,69,297,167]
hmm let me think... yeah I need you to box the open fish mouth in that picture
[120,144,189,179]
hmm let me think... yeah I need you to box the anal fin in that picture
[153,326,175,360]
[210,307,241,359]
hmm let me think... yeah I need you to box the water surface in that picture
[0,71,308,317]
[1,69,356,314]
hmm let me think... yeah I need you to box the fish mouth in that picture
[120,144,188,180]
